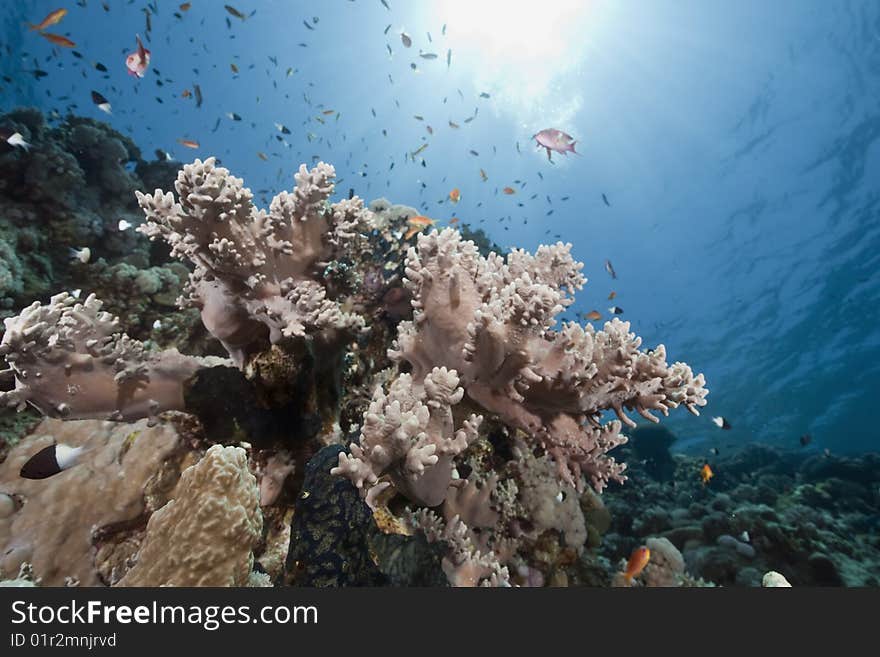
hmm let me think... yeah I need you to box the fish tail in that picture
[569,141,579,154]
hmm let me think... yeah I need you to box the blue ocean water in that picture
[2,0,878,457]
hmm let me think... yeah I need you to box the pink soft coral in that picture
[136,157,369,366]
[388,228,708,493]
[0,292,217,422]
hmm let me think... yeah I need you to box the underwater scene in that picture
[0,0,878,589]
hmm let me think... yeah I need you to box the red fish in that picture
[40,32,75,48]
[534,128,578,162]
[125,35,151,78]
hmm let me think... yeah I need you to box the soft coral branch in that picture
[389,228,708,493]
[136,157,369,366]
[0,292,218,422]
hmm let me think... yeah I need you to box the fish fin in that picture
[569,141,578,154]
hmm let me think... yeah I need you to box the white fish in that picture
[152,319,162,330]
[7,132,31,151]
[69,247,91,264]
[117,219,133,231]
[739,531,750,543]
[712,416,732,430]
[70,288,82,299]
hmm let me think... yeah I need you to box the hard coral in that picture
[0,417,191,586]
[118,445,262,587]
[390,228,708,493]
[136,157,370,366]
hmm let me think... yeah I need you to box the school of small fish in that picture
[10,2,628,400]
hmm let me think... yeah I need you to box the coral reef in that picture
[1,100,871,593]
[1,150,717,589]
[325,223,707,585]
[0,108,182,324]
[601,440,880,586]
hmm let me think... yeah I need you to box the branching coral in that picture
[332,367,483,506]
[413,508,510,587]
[389,228,708,493]
[136,157,371,366]
[0,292,219,422]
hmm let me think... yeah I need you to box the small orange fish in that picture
[181,89,192,98]
[623,546,651,585]
[700,463,714,485]
[40,32,75,48]
[608,291,616,300]
[408,215,435,228]
[179,2,191,10]
[404,215,435,240]
[479,168,488,182]
[177,138,199,149]
[585,310,601,321]
[322,109,336,115]
[29,8,67,31]
[257,151,268,161]
[449,217,459,225]
[449,188,460,203]
[503,186,515,195]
